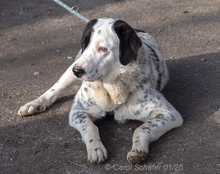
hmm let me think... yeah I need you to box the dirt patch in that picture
[0,0,220,173]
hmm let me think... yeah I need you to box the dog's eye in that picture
[98,47,108,52]
[82,43,86,48]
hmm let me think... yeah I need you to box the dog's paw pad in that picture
[18,102,46,116]
[88,146,108,164]
[127,149,148,164]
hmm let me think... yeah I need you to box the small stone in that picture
[201,58,207,62]
[67,56,73,59]
[160,17,167,21]
[34,72,41,75]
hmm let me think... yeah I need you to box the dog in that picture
[18,18,183,164]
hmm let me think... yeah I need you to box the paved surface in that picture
[0,0,220,173]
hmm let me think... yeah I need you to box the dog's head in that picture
[72,18,142,81]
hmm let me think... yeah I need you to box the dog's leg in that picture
[70,113,108,164]
[69,89,108,164]
[127,93,183,164]
[18,51,81,116]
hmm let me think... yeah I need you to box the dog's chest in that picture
[82,80,124,111]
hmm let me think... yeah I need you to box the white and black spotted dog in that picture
[18,18,183,164]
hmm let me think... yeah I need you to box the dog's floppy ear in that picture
[81,19,97,53]
[113,20,142,65]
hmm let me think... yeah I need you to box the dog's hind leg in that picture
[18,51,82,116]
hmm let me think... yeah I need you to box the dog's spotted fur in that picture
[18,18,183,164]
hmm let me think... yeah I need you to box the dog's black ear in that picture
[81,19,98,53]
[113,20,142,65]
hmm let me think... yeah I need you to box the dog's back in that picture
[138,32,168,91]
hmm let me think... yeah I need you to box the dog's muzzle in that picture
[72,66,85,78]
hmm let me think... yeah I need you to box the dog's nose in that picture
[72,67,85,78]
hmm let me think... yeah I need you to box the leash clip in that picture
[71,6,79,12]
[53,0,90,23]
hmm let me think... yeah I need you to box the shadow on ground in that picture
[0,0,125,30]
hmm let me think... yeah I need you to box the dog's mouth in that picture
[78,74,103,82]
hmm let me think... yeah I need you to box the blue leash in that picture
[53,0,90,23]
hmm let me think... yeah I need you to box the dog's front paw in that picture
[87,141,108,164]
[127,148,148,164]
[18,100,46,116]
